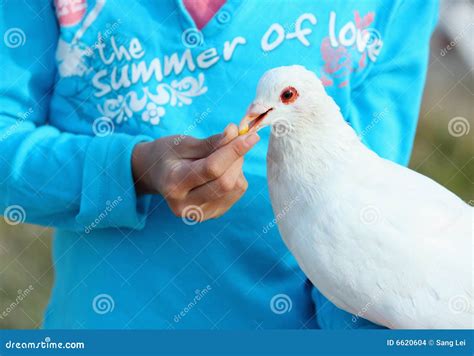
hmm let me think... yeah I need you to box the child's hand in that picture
[132,124,260,222]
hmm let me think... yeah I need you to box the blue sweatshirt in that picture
[0,0,437,329]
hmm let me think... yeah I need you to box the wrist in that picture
[132,142,155,195]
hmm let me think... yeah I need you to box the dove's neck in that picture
[268,96,370,188]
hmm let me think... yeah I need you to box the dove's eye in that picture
[280,86,298,104]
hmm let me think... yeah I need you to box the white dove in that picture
[239,65,473,329]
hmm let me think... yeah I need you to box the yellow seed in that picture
[239,127,249,135]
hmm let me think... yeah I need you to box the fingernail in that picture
[245,133,260,146]
[219,126,231,141]
[223,124,231,135]
[223,124,237,141]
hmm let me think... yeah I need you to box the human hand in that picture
[132,124,259,221]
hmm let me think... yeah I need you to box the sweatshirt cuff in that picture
[76,133,153,232]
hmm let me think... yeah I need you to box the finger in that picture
[171,174,246,222]
[178,124,239,159]
[167,199,207,222]
[188,133,259,186]
[187,159,244,201]
[169,198,223,223]
[219,123,239,146]
[206,186,246,220]
[172,134,221,159]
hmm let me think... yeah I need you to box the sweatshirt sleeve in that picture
[348,0,439,165]
[0,1,152,231]
[312,0,439,329]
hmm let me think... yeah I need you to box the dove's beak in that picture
[238,104,273,135]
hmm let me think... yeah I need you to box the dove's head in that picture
[238,65,327,135]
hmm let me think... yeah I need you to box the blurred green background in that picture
[0,5,472,329]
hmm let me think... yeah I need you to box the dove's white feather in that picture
[251,65,473,329]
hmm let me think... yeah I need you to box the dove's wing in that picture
[368,157,471,238]
[350,155,473,327]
